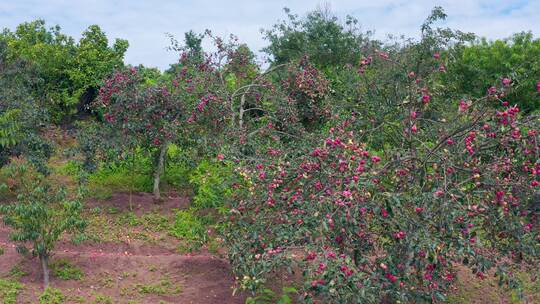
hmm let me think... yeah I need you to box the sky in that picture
[0,0,538,70]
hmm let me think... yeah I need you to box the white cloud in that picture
[0,0,538,70]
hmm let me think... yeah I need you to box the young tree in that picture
[0,159,86,288]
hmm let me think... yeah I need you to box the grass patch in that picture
[39,287,65,304]
[88,166,153,200]
[50,259,84,280]
[170,209,207,241]
[0,279,23,304]
[8,263,28,279]
[92,293,113,304]
[86,210,174,243]
[134,277,182,295]
[170,209,208,252]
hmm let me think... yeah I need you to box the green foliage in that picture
[263,7,368,68]
[50,259,84,280]
[82,144,193,199]
[92,293,113,304]
[0,279,23,304]
[189,160,236,209]
[2,20,77,121]
[39,287,65,304]
[8,263,29,279]
[246,287,297,304]
[162,144,196,190]
[0,160,86,286]
[1,20,128,121]
[0,38,51,171]
[69,25,128,99]
[134,278,181,295]
[87,163,153,199]
[225,7,540,303]
[55,160,82,177]
[445,32,540,113]
[170,209,207,242]
[0,109,23,148]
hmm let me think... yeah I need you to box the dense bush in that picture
[0,20,128,121]
[224,8,540,303]
[0,38,52,172]
[444,32,540,114]
[189,159,237,209]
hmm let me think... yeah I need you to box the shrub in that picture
[189,159,237,209]
[162,144,195,190]
[170,209,207,242]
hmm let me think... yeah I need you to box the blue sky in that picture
[1,0,538,70]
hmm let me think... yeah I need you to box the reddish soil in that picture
[0,194,247,304]
[85,192,191,215]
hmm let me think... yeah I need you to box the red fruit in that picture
[385,273,397,282]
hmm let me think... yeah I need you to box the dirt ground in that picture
[0,193,246,304]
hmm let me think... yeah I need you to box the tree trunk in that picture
[153,142,168,201]
[40,254,50,288]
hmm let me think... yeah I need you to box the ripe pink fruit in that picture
[385,273,397,282]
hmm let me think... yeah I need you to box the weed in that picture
[246,287,297,304]
[39,287,65,304]
[189,160,236,209]
[92,293,113,304]
[134,278,181,295]
[0,279,23,304]
[50,259,84,280]
[8,263,29,279]
[170,209,207,241]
